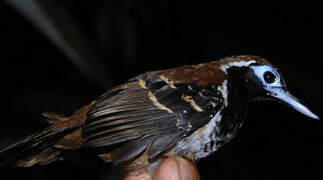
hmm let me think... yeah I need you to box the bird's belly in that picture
[167,110,242,161]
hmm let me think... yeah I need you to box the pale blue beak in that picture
[269,88,319,120]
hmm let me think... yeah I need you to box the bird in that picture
[0,55,319,174]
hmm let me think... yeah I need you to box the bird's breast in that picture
[167,108,244,161]
[163,110,222,161]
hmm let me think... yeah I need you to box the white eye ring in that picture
[250,65,281,87]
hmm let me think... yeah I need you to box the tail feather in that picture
[0,102,94,167]
[0,129,66,167]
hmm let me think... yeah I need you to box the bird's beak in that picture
[268,88,319,120]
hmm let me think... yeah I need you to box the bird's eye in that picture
[263,71,276,84]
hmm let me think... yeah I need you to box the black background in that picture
[0,1,322,180]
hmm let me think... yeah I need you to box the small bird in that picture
[0,55,319,174]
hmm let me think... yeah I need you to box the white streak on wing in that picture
[220,60,256,73]
[217,80,228,106]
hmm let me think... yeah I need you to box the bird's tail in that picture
[0,102,94,167]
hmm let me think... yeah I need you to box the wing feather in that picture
[83,75,224,163]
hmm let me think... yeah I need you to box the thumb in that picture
[153,157,200,180]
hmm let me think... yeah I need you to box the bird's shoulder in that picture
[136,62,227,88]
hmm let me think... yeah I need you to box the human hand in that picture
[124,157,200,180]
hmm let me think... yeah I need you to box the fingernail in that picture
[154,157,198,180]
[175,157,194,180]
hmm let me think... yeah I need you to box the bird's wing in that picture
[83,72,224,163]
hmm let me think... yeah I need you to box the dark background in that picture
[0,1,322,180]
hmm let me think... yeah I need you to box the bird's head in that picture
[219,55,319,120]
